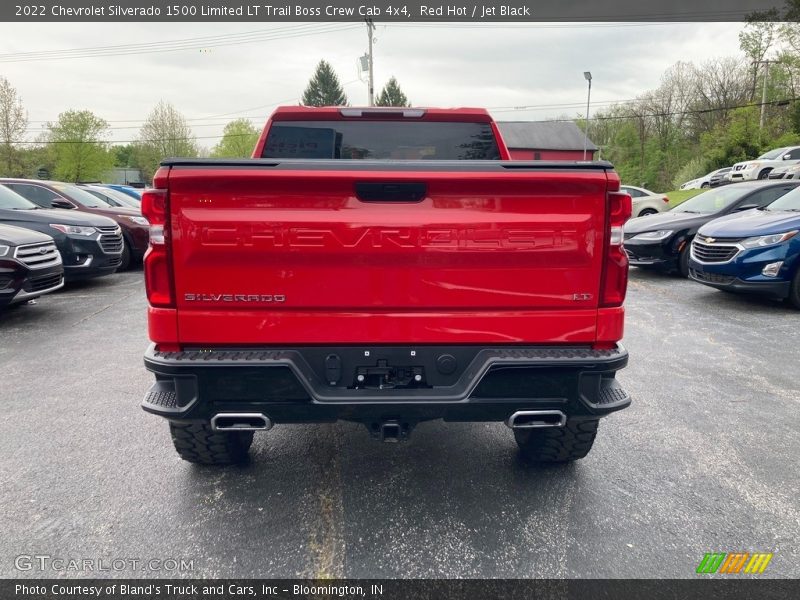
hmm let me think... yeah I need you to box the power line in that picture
[0,19,742,64]
[13,97,798,145]
[485,98,641,112]
[22,94,640,128]
[0,23,362,63]
[25,80,363,125]
[0,24,320,59]
[512,96,799,123]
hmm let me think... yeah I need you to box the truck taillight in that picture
[141,188,174,308]
[600,191,632,307]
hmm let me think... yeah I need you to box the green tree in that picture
[739,10,780,99]
[376,77,410,107]
[135,101,198,182]
[113,144,137,167]
[46,110,112,182]
[700,106,765,168]
[18,143,52,179]
[301,60,348,106]
[211,119,260,157]
[0,77,28,177]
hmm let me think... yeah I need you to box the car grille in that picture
[22,271,63,293]
[691,238,741,263]
[14,241,61,269]
[733,164,745,171]
[96,226,123,254]
[690,269,736,285]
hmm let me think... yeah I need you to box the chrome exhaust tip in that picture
[506,410,567,429]
[211,413,272,432]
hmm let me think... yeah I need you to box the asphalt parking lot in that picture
[1,267,798,579]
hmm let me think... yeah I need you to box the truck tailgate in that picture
[164,161,612,344]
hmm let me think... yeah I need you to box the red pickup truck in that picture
[140,106,632,465]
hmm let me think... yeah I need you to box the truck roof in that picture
[269,106,495,122]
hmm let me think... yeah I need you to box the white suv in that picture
[729,146,800,181]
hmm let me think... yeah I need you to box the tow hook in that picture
[370,420,410,442]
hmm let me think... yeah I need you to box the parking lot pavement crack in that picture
[70,288,141,327]
[305,425,346,579]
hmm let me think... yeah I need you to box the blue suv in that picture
[688,187,800,307]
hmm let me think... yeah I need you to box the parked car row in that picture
[623,180,800,308]
[680,167,733,190]
[681,146,800,190]
[0,180,148,312]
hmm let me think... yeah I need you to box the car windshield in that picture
[0,184,38,210]
[51,183,111,208]
[758,148,786,160]
[765,187,800,211]
[671,187,750,214]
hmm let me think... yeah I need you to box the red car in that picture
[0,179,149,270]
[140,106,632,465]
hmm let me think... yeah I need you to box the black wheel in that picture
[701,182,710,189]
[758,169,771,180]
[514,418,599,463]
[677,244,690,278]
[789,268,800,309]
[638,208,658,217]
[118,239,131,271]
[169,422,254,465]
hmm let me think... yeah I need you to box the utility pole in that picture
[756,60,776,130]
[366,18,375,106]
[583,71,592,160]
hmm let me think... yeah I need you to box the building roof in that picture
[497,121,598,152]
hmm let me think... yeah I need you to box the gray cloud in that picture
[0,21,744,144]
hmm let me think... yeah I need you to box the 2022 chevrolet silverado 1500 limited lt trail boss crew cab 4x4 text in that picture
[140,107,633,465]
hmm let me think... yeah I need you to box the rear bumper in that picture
[142,343,631,425]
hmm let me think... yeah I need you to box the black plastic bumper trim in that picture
[143,343,628,405]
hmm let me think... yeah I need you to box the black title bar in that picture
[1,1,791,22]
[4,579,800,600]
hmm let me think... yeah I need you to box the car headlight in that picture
[49,224,97,236]
[0,245,9,257]
[630,230,673,241]
[744,162,760,170]
[740,230,798,248]
[120,215,149,226]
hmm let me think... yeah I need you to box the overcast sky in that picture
[0,21,745,148]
